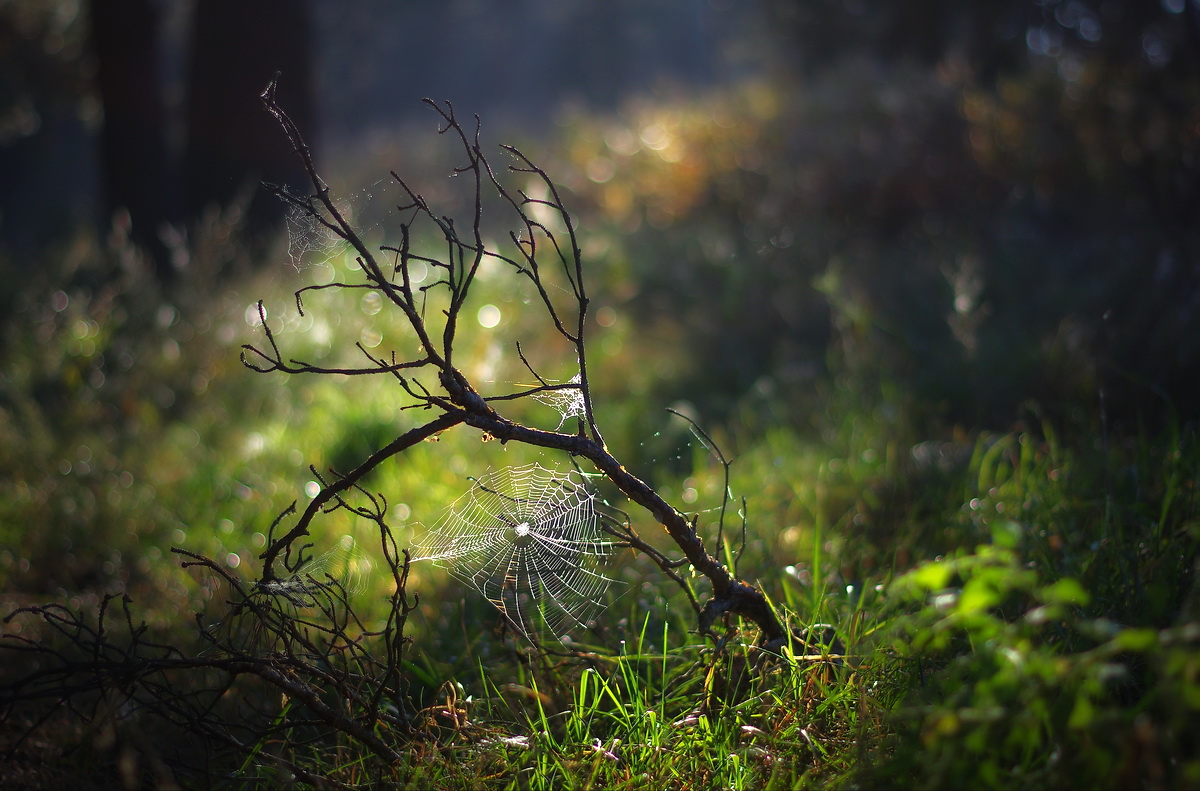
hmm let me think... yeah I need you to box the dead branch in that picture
[249,77,785,645]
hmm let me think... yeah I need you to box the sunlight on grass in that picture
[7,235,1198,786]
[4,77,1200,787]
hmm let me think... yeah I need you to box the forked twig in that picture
[248,76,784,644]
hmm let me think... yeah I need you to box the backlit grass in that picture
[2,215,1198,789]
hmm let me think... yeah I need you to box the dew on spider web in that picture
[257,534,375,606]
[201,534,376,657]
[283,181,387,271]
[409,462,620,643]
[532,373,585,430]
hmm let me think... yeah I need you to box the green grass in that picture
[3,220,1199,789]
[362,606,871,790]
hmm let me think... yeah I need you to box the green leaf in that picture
[958,577,1000,615]
[1039,577,1090,606]
[905,561,953,593]
[1068,694,1095,729]
[1111,628,1159,652]
[990,520,1023,549]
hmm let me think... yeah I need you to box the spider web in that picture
[410,462,619,643]
[257,534,375,607]
[204,535,375,657]
[282,183,382,270]
[532,373,585,430]
[284,202,342,270]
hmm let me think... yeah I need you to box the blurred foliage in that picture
[0,214,273,614]
[0,0,90,128]
[3,1,1200,785]
[874,543,1200,788]
[544,1,1200,433]
[859,421,1200,789]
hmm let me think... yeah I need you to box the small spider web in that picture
[256,534,375,607]
[201,535,375,657]
[284,201,342,270]
[410,462,619,643]
[282,183,382,271]
[532,373,585,430]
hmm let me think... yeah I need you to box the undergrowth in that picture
[2,110,1198,791]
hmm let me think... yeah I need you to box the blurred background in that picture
[1,0,1198,634]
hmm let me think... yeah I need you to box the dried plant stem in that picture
[250,78,785,645]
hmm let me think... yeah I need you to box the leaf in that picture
[1039,577,1091,606]
[957,577,1000,615]
[903,561,953,593]
[1111,627,1159,653]
[1068,694,1095,729]
[990,519,1023,549]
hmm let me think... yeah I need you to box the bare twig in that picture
[249,77,784,644]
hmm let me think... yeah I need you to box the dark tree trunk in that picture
[184,0,314,243]
[89,0,175,280]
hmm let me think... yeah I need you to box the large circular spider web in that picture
[410,463,619,643]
